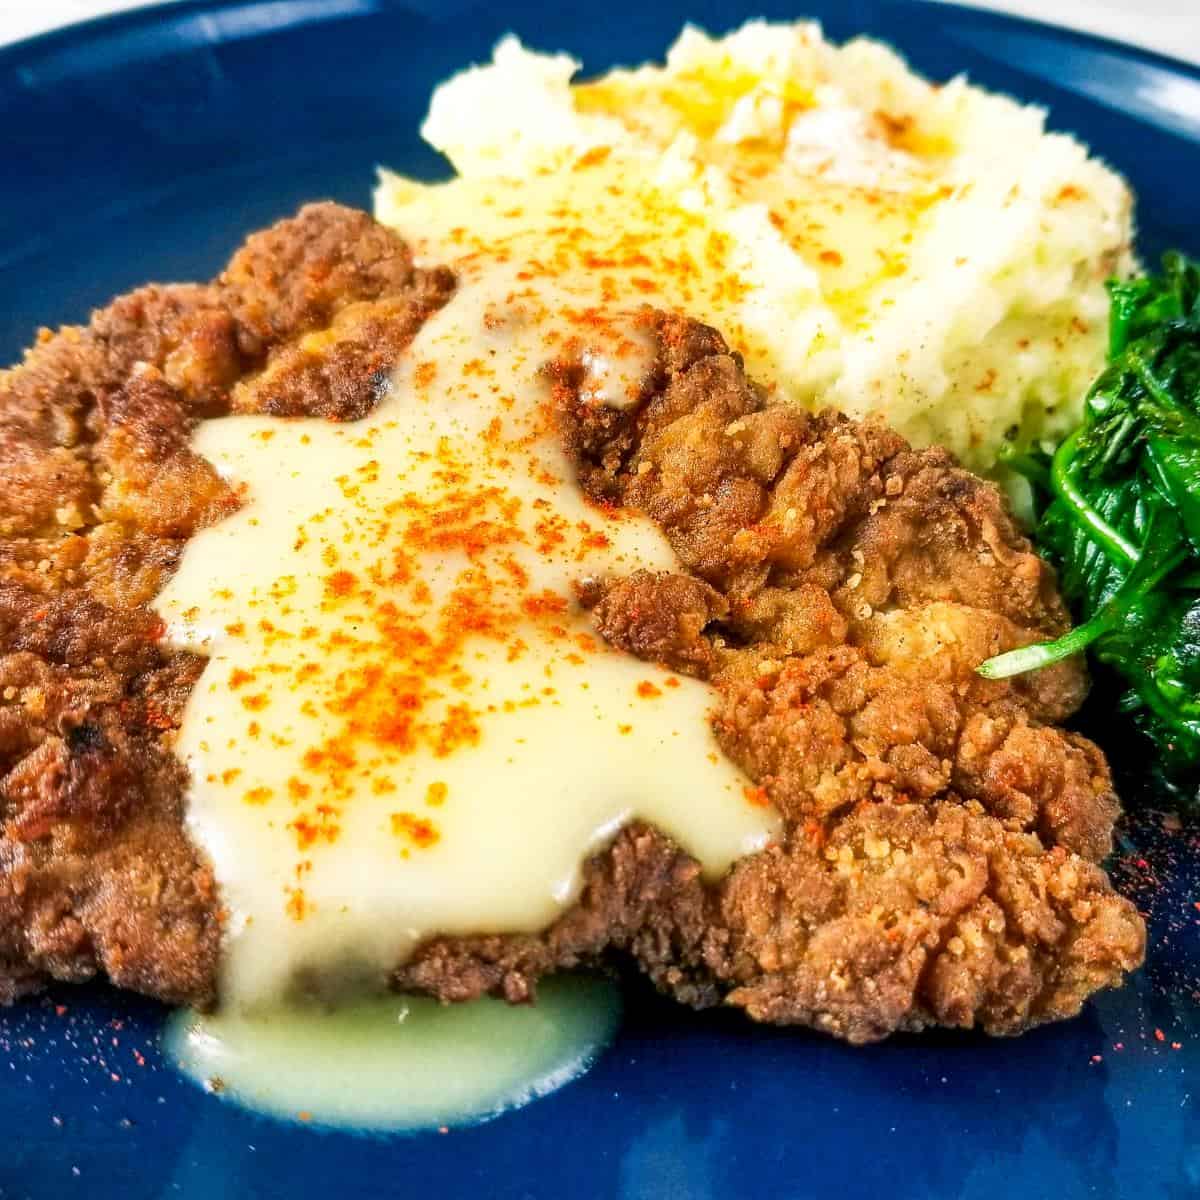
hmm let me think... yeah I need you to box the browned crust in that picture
[395,310,1144,1042]
[0,203,453,1006]
[0,210,1143,1043]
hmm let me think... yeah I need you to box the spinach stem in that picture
[1050,431,1141,566]
[976,614,1112,679]
[1131,351,1176,410]
[979,544,1187,680]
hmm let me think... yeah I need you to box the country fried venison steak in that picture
[0,204,454,1007]
[0,203,1144,1043]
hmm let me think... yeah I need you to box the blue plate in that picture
[3,3,1199,1197]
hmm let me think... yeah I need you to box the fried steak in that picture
[0,204,1143,1042]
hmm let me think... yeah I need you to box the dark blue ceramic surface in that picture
[3,3,1200,1197]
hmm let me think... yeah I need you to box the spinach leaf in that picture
[979,253,1200,776]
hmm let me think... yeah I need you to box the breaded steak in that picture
[0,204,1143,1041]
[0,204,453,1006]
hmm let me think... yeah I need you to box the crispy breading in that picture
[0,204,453,1005]
[0,209,1142,1042]
[398,311,1143,1041]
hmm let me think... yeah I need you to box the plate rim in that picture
[3,0,1199,84]
[0,0,1197,1194]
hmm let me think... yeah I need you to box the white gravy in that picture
[156,255,779,1012]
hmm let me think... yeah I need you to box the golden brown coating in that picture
[0,209,1142,1043]
[399,803,1142,1044]
[397,311,1143,1041]
[0,204,453,1006]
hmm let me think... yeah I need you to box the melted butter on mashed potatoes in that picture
[375,20,1134,472]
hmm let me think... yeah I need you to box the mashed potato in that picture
[376,20,1134,471]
